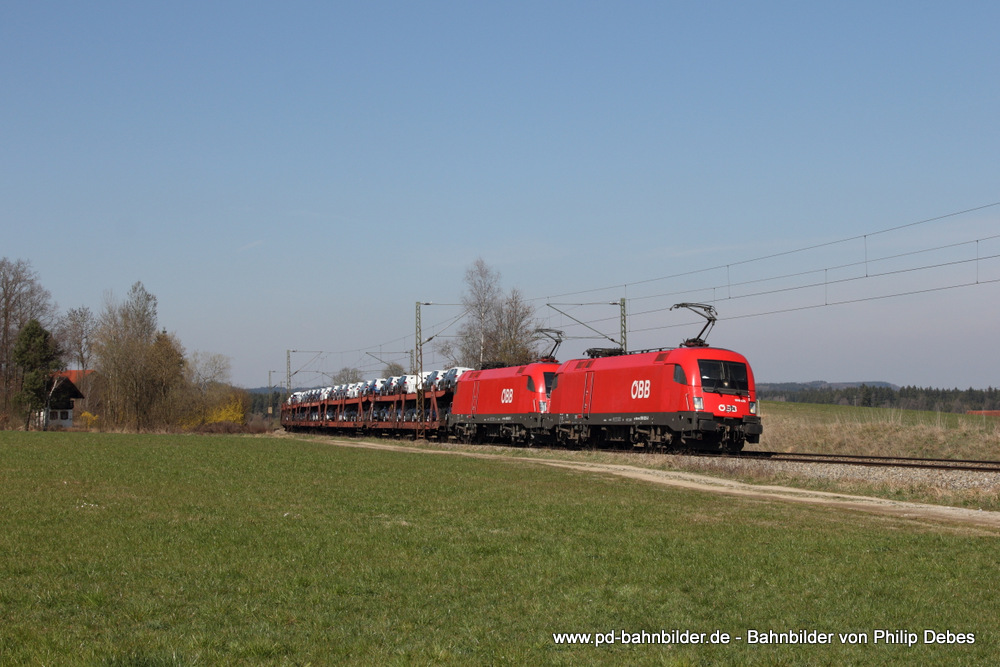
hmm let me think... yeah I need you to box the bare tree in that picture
[0,258,56,425]
[57,306,95,371]
[382,362,406,378]
[172,349,255,431]
[488,287,542,366]
[187,351,232,392]
[92,282,166,430]
[438,259,541,368]
[332,367,364,384]
[54,306,95,411]
[464,259,502,369]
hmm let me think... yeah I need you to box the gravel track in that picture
[683,451,1000,494]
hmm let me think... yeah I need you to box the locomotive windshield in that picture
[697,359,749,395]
[527,373,558,398]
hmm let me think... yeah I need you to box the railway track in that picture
[702,450,1000,473]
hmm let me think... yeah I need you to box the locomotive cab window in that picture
[673,364,687,385]
[526,377,535,392]
[697,360,749,394]
[544,372,556,397]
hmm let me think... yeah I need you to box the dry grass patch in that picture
[759,402,1000,459]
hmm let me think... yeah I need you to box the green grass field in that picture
[1,430,997,665]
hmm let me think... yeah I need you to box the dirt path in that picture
[304,436,1000,533]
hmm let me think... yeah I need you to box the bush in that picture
[79,412,99,430]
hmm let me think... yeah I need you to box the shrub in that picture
[79,411,99,430]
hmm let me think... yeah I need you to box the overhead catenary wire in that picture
[615,242,992,315]
[620,246,1000,324]
[294,201,999,379]
[537,208,1000,339]
[529,201,1000,303]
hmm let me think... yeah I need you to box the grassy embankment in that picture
[1,430,997,665]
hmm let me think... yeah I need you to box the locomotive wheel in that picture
[590,428,607,449]
[724,435,746,453]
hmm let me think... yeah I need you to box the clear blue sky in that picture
[3,2,998,389]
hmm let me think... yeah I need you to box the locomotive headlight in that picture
[749,401,757,415]
[539,400,548,414]
[693,396,704,411]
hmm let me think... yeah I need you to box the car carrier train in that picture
[281,303,762,452]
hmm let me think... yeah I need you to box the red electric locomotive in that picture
[448,360,561,444]
[542,346,761,451]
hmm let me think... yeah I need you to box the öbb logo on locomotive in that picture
[282,303,763,452]
[630,380,651,400]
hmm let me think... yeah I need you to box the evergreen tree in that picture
[12,319,62,429]
[0,258,55,425]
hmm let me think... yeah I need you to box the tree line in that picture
[758,383,1000,413]
[1,257,249,431]
[3,255,543,430]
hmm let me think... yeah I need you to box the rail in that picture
[696,449,1000,473]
